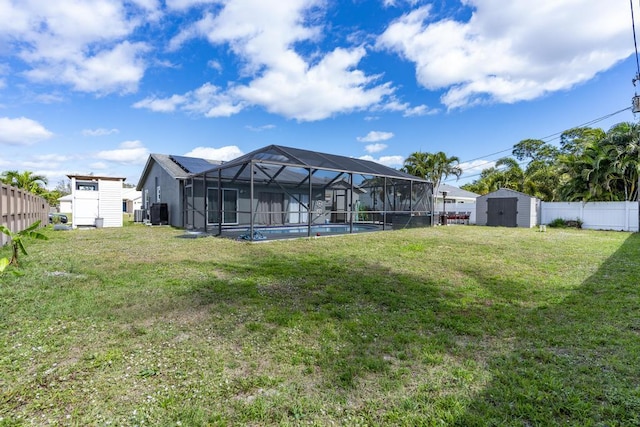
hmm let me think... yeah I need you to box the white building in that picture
[58,194,73,213]
[68,175,125,228]
[122,187,142,213]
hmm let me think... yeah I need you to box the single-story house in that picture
[435,183,478,212]
[136,154,223,227]
[435,183,478,224]
[122,187,142,213]
[68,175,125,228]
[476,188,540,228]
[137,145,433,239]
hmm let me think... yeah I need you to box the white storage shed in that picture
[476,188,540,228]
[68,175,125,228]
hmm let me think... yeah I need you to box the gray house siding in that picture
[139,159,184,227]
[191,182,327,229]
[476,188,540,228]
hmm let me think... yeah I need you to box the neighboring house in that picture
[138,145,433,238]
[435,183,478,213]
[435,183,479,225]
[68,175,125,228]
[136,154,223,227]
[122,187,142,213]
[58,194,73,213]
[476,188,540,228]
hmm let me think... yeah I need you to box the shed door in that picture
[487,197,518,227]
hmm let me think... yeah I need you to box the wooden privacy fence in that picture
[1,183,49,246]
[541,201,639,232]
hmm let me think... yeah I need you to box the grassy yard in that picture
[1,224,639,426]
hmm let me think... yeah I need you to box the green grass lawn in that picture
[1,225,639,426]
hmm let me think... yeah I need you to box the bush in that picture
[547,218,582,229]
[548,218,567,228]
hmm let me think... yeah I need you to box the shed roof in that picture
[67,174,125,181]
[477,188,539,200]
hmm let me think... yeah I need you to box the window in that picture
[77,182,97,191]
[288,194,309,224]
[207,188,238,225]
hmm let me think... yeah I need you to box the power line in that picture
[449,106,632,180]
[630,0,640,85]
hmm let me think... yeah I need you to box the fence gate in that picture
[487,197,517,227]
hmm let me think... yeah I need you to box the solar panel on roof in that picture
[170,155,217,174]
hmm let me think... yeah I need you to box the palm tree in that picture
[402,151,462,192]
[603,122,640,201]
[558,142,618,202]
[1,170,48,194]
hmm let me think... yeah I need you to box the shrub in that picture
[547,218,582,229]
[548,218,567,228]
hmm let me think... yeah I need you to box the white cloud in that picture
[184,146,244,161]
[25,41,149,95]
[82,128,120,137]
[89,162,109,170]
[246,124,276,132]
[459,159,496,176]
[381,100,439,116]
[359,154,404,167]
[33,93,65,104]
[162,0,394,121]
[165,0,218,10]
[0,117,53,145]
[377,1,632,109]
[133,83,243,117]
[132,94,187,113]
[34,154,71,163]
[0,1,153,94]
[365,143,388,154]
[208,60,223,72]
[96,140,149,164]
[357,131,394,142]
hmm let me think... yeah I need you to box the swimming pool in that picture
[231,223,381,240]
[257,224,379,234]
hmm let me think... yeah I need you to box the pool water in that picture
[257,224,379,234]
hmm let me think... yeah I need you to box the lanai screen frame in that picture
[185,145,433,240]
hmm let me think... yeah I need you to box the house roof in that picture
[122,187,142,201]
[136,153,223,190]
[197,144,425,181]
[437,183,479,200]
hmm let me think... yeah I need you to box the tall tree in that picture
[604,122,640,201]
[402,151,462,194]
[1,170,48,194]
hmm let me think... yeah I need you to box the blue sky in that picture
[0,0,636,188]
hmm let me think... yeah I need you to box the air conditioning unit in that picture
[150,203,168,225]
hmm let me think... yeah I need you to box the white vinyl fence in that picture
[541,201,639,232]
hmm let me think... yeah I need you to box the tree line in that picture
[403,121,640,202]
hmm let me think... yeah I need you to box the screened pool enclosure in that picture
[183,145,433,240]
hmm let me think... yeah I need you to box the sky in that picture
[0,0,638,189]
